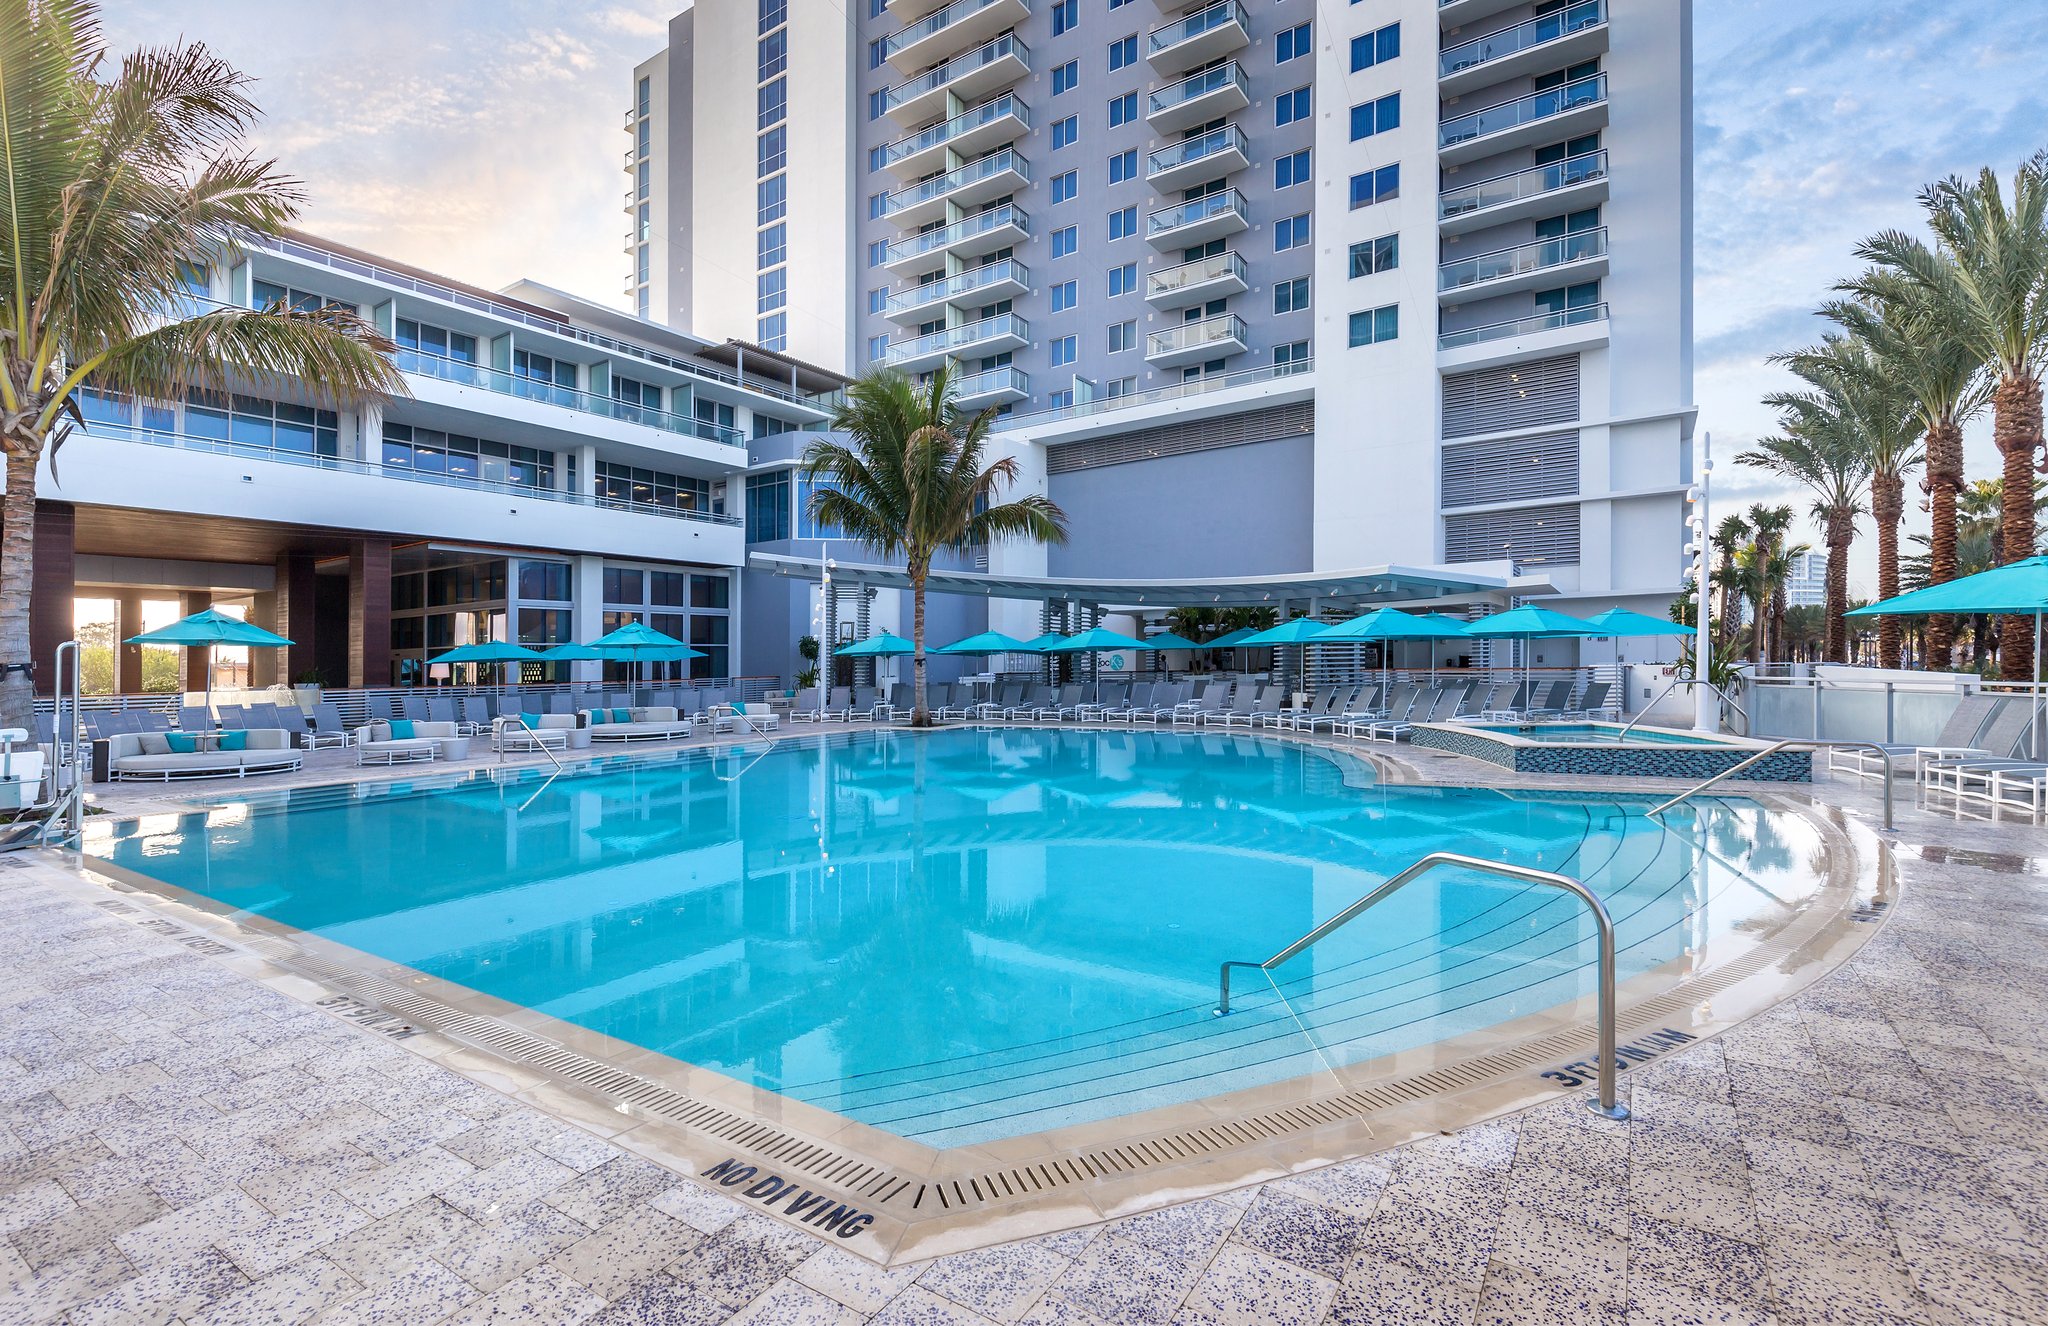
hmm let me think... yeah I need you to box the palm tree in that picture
[1738,423,1871,663]
[1745,503,1796,664]
[0,3,404,728]
[1827,271,1991,669]
[804,363,1066,725]
[1769,335,1924,668]
[1711,512,1751,649]
[1860,153,2048,679]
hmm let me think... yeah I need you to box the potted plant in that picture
[795,635,820,692]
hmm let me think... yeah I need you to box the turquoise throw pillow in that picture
[589,710,607,724]
[611,707,631,723]
[218,730,248,751]
[518,713,541,730]
[166,733,198,754]
[388,719,415,739]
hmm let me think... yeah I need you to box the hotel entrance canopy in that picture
[748,554,1555,613]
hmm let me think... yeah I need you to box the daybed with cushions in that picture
[351,720,461,765]
[104,729,301,781]
[493,712,579,752]
[580,706,695,742]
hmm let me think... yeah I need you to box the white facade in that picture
[1785,550,1827,609]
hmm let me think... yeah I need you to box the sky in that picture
[103,1,2048,597]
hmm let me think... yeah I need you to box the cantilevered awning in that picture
[747,553,1554,611]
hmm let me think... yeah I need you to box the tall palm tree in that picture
[1859,153,2048,679]
[804,363,1066,726]
[1827,271,1991,669]
[0,2,404,728]
[1769,335,1924,668]
[1744,503,1796,664]
[1711,512,1751,649]
[1738,423,1871,663]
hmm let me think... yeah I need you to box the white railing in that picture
[1439,72,1607,149]
[881,204,1030,265]
[882,148,1029,216]
[1437,303,1608,350]
[881,0,1014,61]
[1439,150,1607,222]
[1147,61,1248,117]
[398,350,744,448]
[1440,0,1605,78]
[879,93,1029,168]
[1146,124,1249,179]
[997,358,1308,430]
[1146,189,1247,239]
[1146,313,1248,358]
[1146,250,1248,299]
[1438,228,1607,293]
[885,260,1030,318]
[1147,0,1248,57]
[883,33,1029,112]
[884,312,1030,366]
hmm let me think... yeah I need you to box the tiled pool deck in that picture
[5,730,2048,1324]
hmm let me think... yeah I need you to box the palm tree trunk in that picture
[1824,507,1854,664]
[0,448,39,732]
[910,563,929,726]
[1996,373,2043,681]
[1872,472,1905,670]
[1924,420,1964,669]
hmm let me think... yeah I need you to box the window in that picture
[1052,0,1077,34]
[1048,389,1073,410]
[757,268,786,313]
[1275,86,1311,127]
[758,126,786,176]
[1108,205,1137,241]
[597,462,712,514]
[757,174,786,225]
[1348,234,1399,277]
[1534,281,1602,313]
[1051,169,1078,203]
[1351,22,1399,71]
[1053,59,1078,94]
[1349,163,1400,209]
[757,28,787,80]
[1052,225,1078,258]
[1109,91,1137,126]
[1052,115,1078,150]
[867,191,889,220]
[868,89,887,121]
[759,0,786,32]
[395,318,478,364]
[866,288,888,316]
[181,391,342,458]
[867,334,888,362]
[1050,334,1078,367]
[1108,34,1137,69]
[1348,304,1399,347]
[747,470,791,542]
[1276,148,1311,189]
[759,223,787,267]
[757,312,786,350]
[1273,277,1310,314]
[867,239,888,267]
[1109,149,1138,184]
[252,280,349,315]
[758,77,786,129]
[380,421,551,485]
[1350,93,1400,140]
[513,348,576,392]
[1277,22,1311,63]
[1108,261,1137,297]
[1273,340,1310,367]
[1108,320,1137,353]
[1275,212,1310,251]
[1105,376,1137,397]
[1051,279,1078,312]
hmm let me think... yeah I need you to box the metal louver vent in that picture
[1442,356,1580,439]
[1441,431,1579,508]
[1444,504,1580,566]
[1046,402,1315,475]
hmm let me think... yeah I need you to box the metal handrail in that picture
[1647,739,1893,829]
[1214,850,1631,1119]
[1617,678,1747,740]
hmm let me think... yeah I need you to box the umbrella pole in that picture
[2036,612,2042,760]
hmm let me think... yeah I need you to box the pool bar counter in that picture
[1411,721,1813,781]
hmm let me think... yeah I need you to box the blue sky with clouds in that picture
[106,2,2048,592]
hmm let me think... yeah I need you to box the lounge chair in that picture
[1005,684,1052,721]
[305,703,351,749]
[584,705,694,741]
[939,685,979,720]
[458,698,491,735]
[790,688,822,721]
[1827,693,2002,779]
[177,705,215,733]
[1564,681,1619,721]
[352,720,458,765]
[1105,682,1152,724]
[1524,680,1578,720]
[1363,686,1446,743]
[1307,685,1370,734]
[1207,684,1262,730]
[1481,683,1530,721]
[819,687,853,721]
[104,729,302,781]
[977,682,1022,721]
[492,713,577,753]
[215,706,246,730]
[1174,681,1230,729]
[427,696,461,729]
[399,695,431,723]
[1035,684,1081,721]
[366,694,398,723]
[847,686,880,722]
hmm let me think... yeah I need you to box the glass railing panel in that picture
[396,349,746,448]
[1436,302,1607,350]
[886,149,1029,213]
[1440,0,1604,77]
[1146,189,1247,236]
[1438,150,1607,220]
[1439,73,1606,148]
[997,358,1307,429]
[1438,227,1606,291]
[1146,125,1248,175]
[1148,314,1247,354]
[886,260,1030,315]
[881,204,1031,264]
[881,0,1007,61]
[1146,250,1247,296]
[885,313,1030,362]
[1147,0,1248,55]
[1147,61,1245,115]
[881,94,1029,166]
[955,366,1029,398]
[885,34,1027,110]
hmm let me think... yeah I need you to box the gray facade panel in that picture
[1046,435,1313,579]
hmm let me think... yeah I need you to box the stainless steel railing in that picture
[1647,738,1894,829]
[1214,850,1631,1119]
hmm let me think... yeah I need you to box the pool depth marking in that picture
[1537,1025,1695,1089]
[702,1158,877,1240]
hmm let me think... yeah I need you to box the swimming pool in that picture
[86,728,1827,1149]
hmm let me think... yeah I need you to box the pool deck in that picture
[5,726,2048,1323]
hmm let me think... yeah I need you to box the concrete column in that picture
[576,445,599,496]
[181,591,209,695]
[354,402,383,465]
[572,555,604,685]
[115,592,146,695]
[29,502,74,697]
[273,552,318,684]
[347,537,392,689]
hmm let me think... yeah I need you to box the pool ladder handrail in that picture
[1214,850,1631,1120]
[1617,678,1747,741]
[1645,738,1893,830]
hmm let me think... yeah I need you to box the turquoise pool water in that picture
[1470,724,1740,746]
[87,728,1823,1146]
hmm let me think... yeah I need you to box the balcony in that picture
[1145,61,1249,134]
[884,259,1032,323]
[1145,188,1248,249]
[1439,0,1607,96]
[886,0,952,20]
[1145,314,1249,368]
[1437,227,1608,303]
[1439,73,1607,165]
[881,203,1031,273]
[882,147,1031,226]
[1437,0,1531,28]
[881,0,1030,71]
[1144,250,1247,310]
[883,34,1030,125]
[1145,123,1251,192]
[1438,302,1609,353]
[1146,1,1249,75]
[396,349,746,448]
[878,93,1029,180]
[953,364,1031,407]
[1439,150,1608,236]
[885,312,1031,372]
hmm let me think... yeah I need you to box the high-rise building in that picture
[1785,550,1827,609]
[634,0,1694,630]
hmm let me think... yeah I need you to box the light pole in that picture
[819,549,835,721]
[1687,432,1717,733]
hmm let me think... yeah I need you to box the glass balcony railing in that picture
[885,312,1030,365]
[885,259,1030,317]
[879,93,1029,168]
[997,358,1309,430]
[1146,124,1249,179]
[881,0,1013,62]
[1440,0,1605,78]
[1439,150,1607,221]
[1146,313,1248,358]
[1438,302,1608,350]
[1146,188,1248,238]
[1438,227,1606,292]
[883,148,1030,216]
[397,349,746,448]
[1147,61,1248,119]
[953,365,1030,401]
[1440,73,1606,149]
[1146,0,1249,58]
[1145,250,1247,299]
[883,33,1029,113]
[881,203,1030,265]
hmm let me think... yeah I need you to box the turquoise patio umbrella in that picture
[1583,606,1693,638]
[588,621,705,691]
[1238,617,1330,647]
[1847,555,2048,741]
[537,642,605,661]
[1205,627,1259,649]
[127,606,291,711]
[429,640,546,688]
[837,631,915,658]
[1314,608,1452,692]
[935,630,1038,655]
[1139,631,1204,651]
[1023,632,1070,651]
[1464,605,1605,702]
[1044,627,1150,653]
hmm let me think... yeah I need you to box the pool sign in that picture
[701,1158,875,1240]
[1107,654,1125,671]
